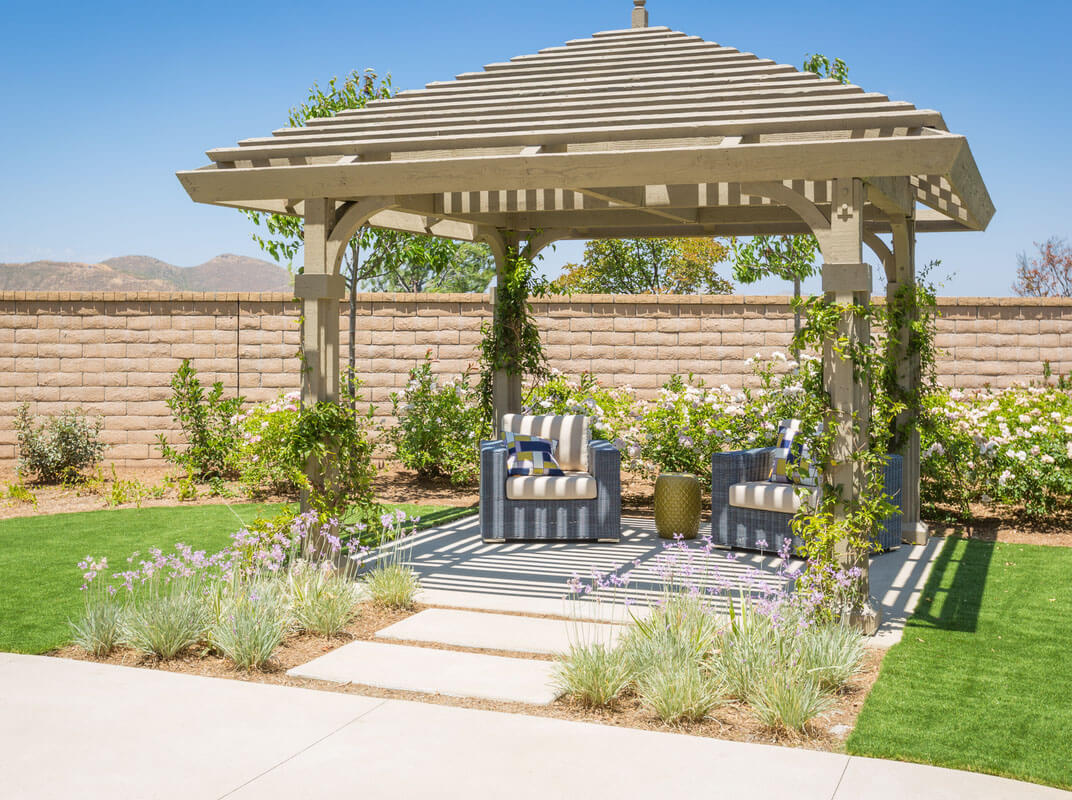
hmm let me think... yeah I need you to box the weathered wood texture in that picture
[1,292,1068,468]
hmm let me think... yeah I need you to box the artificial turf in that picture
[0,502,474,655]
[847,537,1072,789]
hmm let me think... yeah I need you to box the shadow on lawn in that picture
[414,505,476,529]
[909,537,994,633]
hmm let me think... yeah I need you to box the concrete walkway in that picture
[2,654,1066,800]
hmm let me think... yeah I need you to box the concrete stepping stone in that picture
[286,641,561,705]
[375,608,624,655]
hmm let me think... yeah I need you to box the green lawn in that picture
[0,502,474,655]
[848,537,1072,789]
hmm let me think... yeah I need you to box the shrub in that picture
[228,392,303,497]
[747,671,832,733]
[121,576,210,659]
[157,360,243,480]
[14,404,104,483]
[69,557,122,657]
[288,399,378,519]
[210,581,290,669]
[921,384,1072,519]
[637,659,724,723]
[287,561,360,636]
[552,643,632,708]
[389,355,487,485]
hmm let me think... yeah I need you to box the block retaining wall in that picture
[3,292,1070,467]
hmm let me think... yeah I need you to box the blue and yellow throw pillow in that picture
[769,419,802,484]
[504,433,565,477]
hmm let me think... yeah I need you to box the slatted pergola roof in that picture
[178,18,994,240]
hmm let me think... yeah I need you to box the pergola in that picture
[178,2,992,585]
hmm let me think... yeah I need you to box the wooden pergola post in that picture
[888,215,929,544]
[821,177,880,633]
[296,198,344,407]
[487,230,523,438]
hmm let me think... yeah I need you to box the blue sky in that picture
[2,0,1068,295]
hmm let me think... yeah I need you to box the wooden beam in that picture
[180,135,969,206]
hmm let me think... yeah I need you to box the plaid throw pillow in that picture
[504,433,565,477]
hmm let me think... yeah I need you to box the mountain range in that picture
[0,254,293,293]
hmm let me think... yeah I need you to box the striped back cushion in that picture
[502,414,590,471]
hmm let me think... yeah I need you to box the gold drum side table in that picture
[654,472,702,539]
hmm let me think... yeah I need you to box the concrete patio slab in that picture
[395,514,945,646]
[833,752,1071,799]
[401,514,791,616]
[226,693,850,800]
[287,640,561,705]
[0,655,385,800]
[375,607,625,654]
[870,537,947,648]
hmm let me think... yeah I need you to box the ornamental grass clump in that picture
[210,580,290,670]
[747,671,832,733]
[797,620,866,691]
[553,643,632,709]
[121,575,210,659]
[621,594,721,680]
[713,606,784,701]
[637,659,724,724]
[362,509,421,610]
[69,557,122,657]
[288,561,360,637]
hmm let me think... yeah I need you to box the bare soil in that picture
[55,600,883,753]
[927,504,1072,548]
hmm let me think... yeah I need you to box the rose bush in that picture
[921,384,1072,519]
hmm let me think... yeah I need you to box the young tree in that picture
[552,238,732,294]
[363,237,495,292]
[243,69,494,404]
[730,54,849,335]
[1012,237,1072,297]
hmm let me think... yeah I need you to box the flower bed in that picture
[922,383,1072,519]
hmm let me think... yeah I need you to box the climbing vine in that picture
[787,294,911,622]
[477,242,549,425]
[879,262,941,453]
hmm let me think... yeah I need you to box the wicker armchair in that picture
[710,448,903,554]
[480,414,621,542]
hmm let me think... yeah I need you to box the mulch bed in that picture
[927,503,1072,548]
[54,599,883,754]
